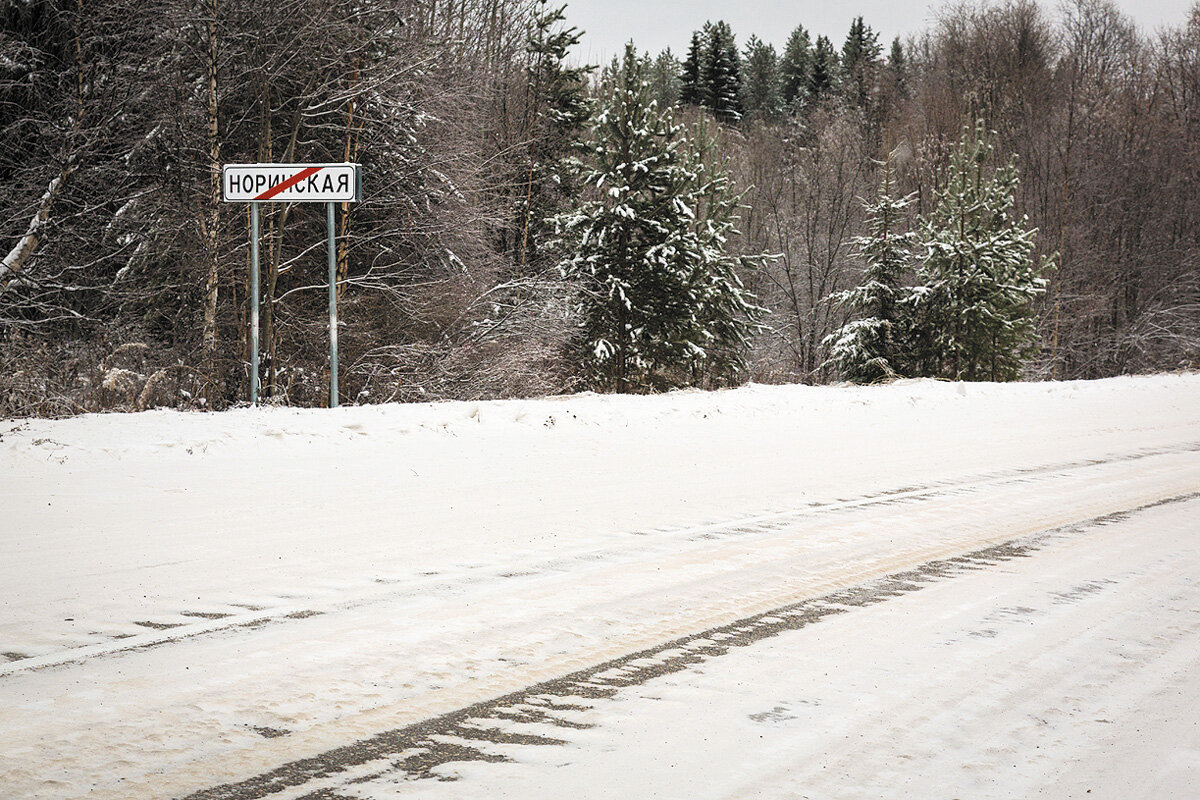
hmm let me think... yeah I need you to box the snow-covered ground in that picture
[1,375,1198,798]
[393,499,1200,800]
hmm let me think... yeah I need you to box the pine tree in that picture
[779,25,812,109]
[555,46,763,392]
[703,20,742,121]
[823,153,917,383]
[840,16,882,110]
[740,35,781,120]
[808,35,838,101]
[908,123,1054,381]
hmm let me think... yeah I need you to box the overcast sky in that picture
[565,0,1195,64]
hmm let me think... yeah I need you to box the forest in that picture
[2,0,1199,415]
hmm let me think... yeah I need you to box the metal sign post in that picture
[326,201,339,408]
[250,202,261,405]
[222,163,361,407]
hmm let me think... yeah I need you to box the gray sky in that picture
[565,0,1195,64]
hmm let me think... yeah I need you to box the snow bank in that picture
[3,375,1199,663]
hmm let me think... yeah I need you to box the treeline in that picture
[2,0,1199,416]
[3,0,576,414]
[641,2,1200,384]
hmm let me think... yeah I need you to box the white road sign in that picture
[222,163,361,203]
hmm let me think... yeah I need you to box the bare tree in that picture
[742,110,874,382]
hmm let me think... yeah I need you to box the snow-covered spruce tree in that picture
[908,123,1054,381]
[555,46,764,393]
[822,153,917,383]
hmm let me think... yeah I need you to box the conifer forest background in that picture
[3,0,1200,416]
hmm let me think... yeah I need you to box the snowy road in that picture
[370,496,1199,800]
[1,376,1199,798]
[183,494,1200,800]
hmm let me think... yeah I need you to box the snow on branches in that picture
[555,46,767,393]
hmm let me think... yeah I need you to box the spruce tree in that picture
[596,54,622,97]
[881,36,908,119]
[703,21,742,121]
[555,46,763,392]
[809,35,838,101]
[888,36,907,95]
[680,31,705,106]
[740,36,781,120]
[648,48,683,108]
[823,154,917,383]
[908,123,1053,381]
[840,16,882,110]
[516,1,593,268]
[779,25,812,109]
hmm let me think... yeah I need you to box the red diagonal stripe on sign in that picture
[254,166,323,201]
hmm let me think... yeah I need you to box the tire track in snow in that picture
[180,492,1200,800]
[4,440,1199,678]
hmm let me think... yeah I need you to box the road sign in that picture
[222,163,361,203]
[224,162,362,408]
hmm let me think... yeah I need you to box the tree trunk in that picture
[258,77,309,398]
[200,0,222,407]
[0,173,68,295]
[337,60,362,300]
